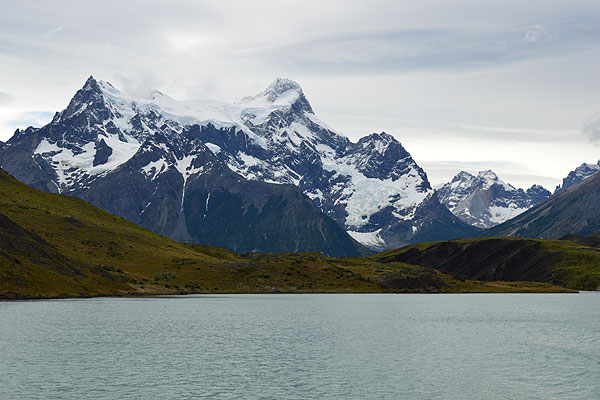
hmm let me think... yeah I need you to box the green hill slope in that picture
[0,169,572,298]
[374,236,600,290]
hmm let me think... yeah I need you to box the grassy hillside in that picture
[0,169,571,298]
[375,236,600,291]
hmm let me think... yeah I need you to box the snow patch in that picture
[488,205,528,225]
[205,143,221,154]
[34,136,140,190]
[347,229,386,249]
[141,158,167,180]
[318,144,431,228]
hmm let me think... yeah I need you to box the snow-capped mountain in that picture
[484,170,600,240]
[554,160,600,194]
[437,170,551,229]
[0,76,477,251]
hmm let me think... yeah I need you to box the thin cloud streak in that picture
[256,20,600,75]
[0,91,12,104]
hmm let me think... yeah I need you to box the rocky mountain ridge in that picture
[554,160,600,194]
[483,170,600,240]
[437,170,551,229]
[0,76,477,252]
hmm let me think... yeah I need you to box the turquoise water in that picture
[1,293,599,399]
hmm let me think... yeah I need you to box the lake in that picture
[1,293,599,399]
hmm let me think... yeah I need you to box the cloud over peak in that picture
[583,113,600,145]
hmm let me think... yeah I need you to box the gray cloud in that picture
[256,20,600,75]
[583,113,600,145]
[114,74,166,99]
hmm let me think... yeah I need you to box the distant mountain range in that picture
[483,168,600,239]
[554,160,600,194]
[0,76,477,253]
[436,160,600,231]
[3,75,600,255]
[437,170,551,229]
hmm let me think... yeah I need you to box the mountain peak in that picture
[554,160,600,194]
[477,170,498,180]
[263,78,303,101]
[84,75,97,85]
[359,131,395,143]
[354,132,399,156]
[528,184,545,191]
[438,169,549,229]
[452,171,475,182]
[240,77,313,114]
[80,75,102,94]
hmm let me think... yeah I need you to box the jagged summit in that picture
[83,75,98,88]
[555,160,600,194]
[437,170,550,229]
[452,171,474,181]
[79,75,119,98]
[359,132,395,144]
[263,77,303,101]
[240,77,313,116]
[478,169,498,179]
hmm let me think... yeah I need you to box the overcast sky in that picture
[1,0,600,189]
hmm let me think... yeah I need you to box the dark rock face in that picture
[183,167,365,255]
[483,172,600,239]
[526,185,552,205]
[437,170,551,229]
[559,232,600,248]
[377,239,560,283]
[554,161,600,194]
[2,127,60,193]
[0,76,477,252]
[93,139,112,166]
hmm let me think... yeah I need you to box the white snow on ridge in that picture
[141,158,167,180]
[34,134,140,189]
[95,79,311,151]
[480,171,514,191]
[35,138,60,154]
[238,152,261,167]
[98,133,141,173]
[174,155,196,179]
[205,143,221,154]
[317,143,430,228]
[238,88,301,125]
[40,77,439,245]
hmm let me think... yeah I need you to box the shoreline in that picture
[1,288,581,301]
